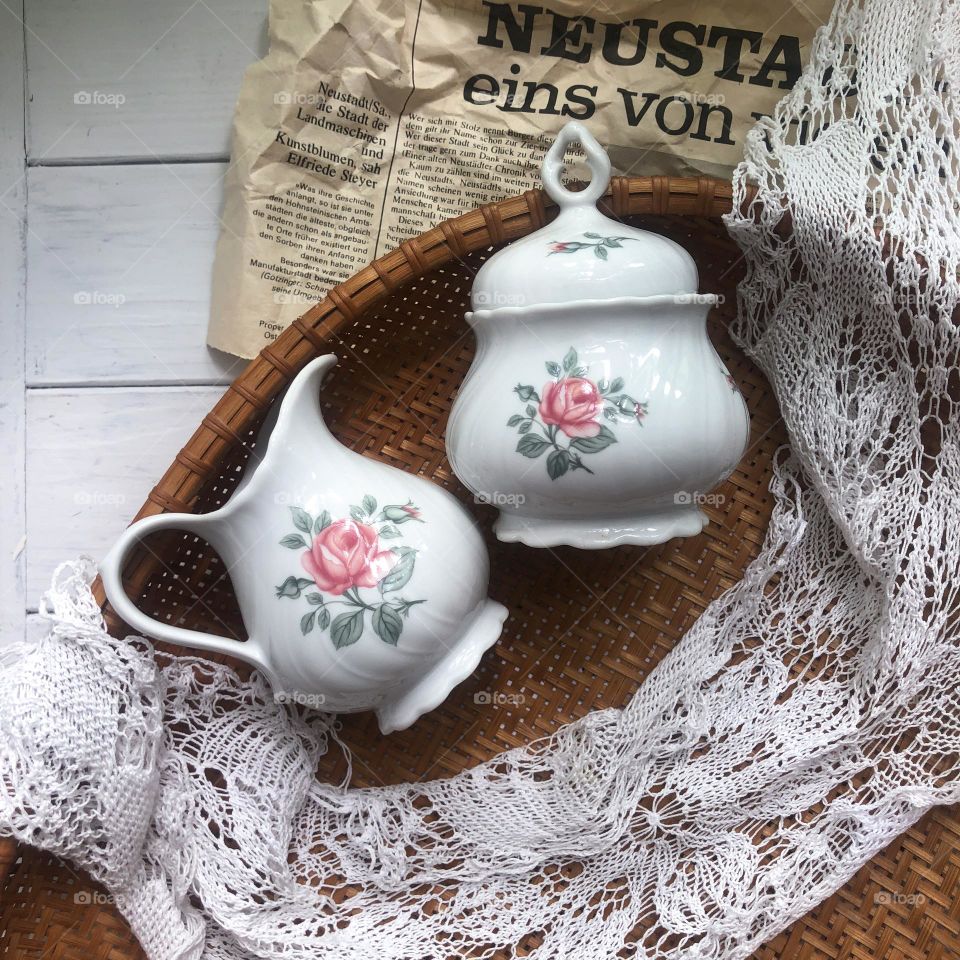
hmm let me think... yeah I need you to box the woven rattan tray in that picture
[2,177,958,958]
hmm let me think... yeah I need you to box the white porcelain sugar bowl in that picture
[101,355,508,734]
[446,121,749,549]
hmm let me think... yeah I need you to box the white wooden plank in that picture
[0,0,27,647]
[25,0,266,163]
[26,613,47,645]
[26,385,223,604]
[27,163,245,386]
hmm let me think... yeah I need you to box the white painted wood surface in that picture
[25,386,224,604]
[0,0,27,645]
[27,163,243,386]
[25,0,267,162]
[8,0,266,635]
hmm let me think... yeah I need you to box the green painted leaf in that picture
[562,347,578,372]
[314,510,331,533]
[547,449,571,480]
[594,245,608,260]
[318,608,331,630]
[331,609,364,649]
[349,505,365,521]
[306,592,324,605]
[603,407,619,422]
[584,231,601,238]
[609,377,625,394]
[280,534,307,549]
[379,525,401,539]
[517,420,532,434]
[380,546,417,594]
[598,378,610,393]
[545,360,561,377]
[300,610,316,635]
[570,424,617,454]
[372,603,403,646]
[362,494,377,516]
[507,414,524,427]
[516,434,550,458]
[525,404,536,417]
[571,366,588,378]
[290,506,312,533]
[604,237,623,247]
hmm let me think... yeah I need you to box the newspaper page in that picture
[209,0,834,357]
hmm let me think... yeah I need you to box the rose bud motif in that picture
[538,377,603,438]
[381,501,423,524]
[301,518,397,595]
[275,575,305,599]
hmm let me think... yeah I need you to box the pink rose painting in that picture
[276,497,426,649]
[508,347,649,480]
[538,377,603,439]
[301,519,397,595]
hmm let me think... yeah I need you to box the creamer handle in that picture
[541,120,611,209]
[99,512,266,670]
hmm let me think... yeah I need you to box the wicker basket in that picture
[2,177,958,959]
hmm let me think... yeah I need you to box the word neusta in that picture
[464,3,806,143]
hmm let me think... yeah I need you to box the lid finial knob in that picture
[541,121,612,210]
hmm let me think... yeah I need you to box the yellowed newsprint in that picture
[208,0,833,357]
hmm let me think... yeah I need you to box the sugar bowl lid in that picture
[471,122,699,312]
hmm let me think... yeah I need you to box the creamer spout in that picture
[270,353,339,446]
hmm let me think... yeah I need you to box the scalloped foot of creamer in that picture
[376,598,509,734]
[493,506,708,550]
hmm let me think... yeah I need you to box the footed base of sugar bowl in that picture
[376,599,509,735]
[493,505,708,550]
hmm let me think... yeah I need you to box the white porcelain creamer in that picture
[101,355,508,734]
[446,121,750,549]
